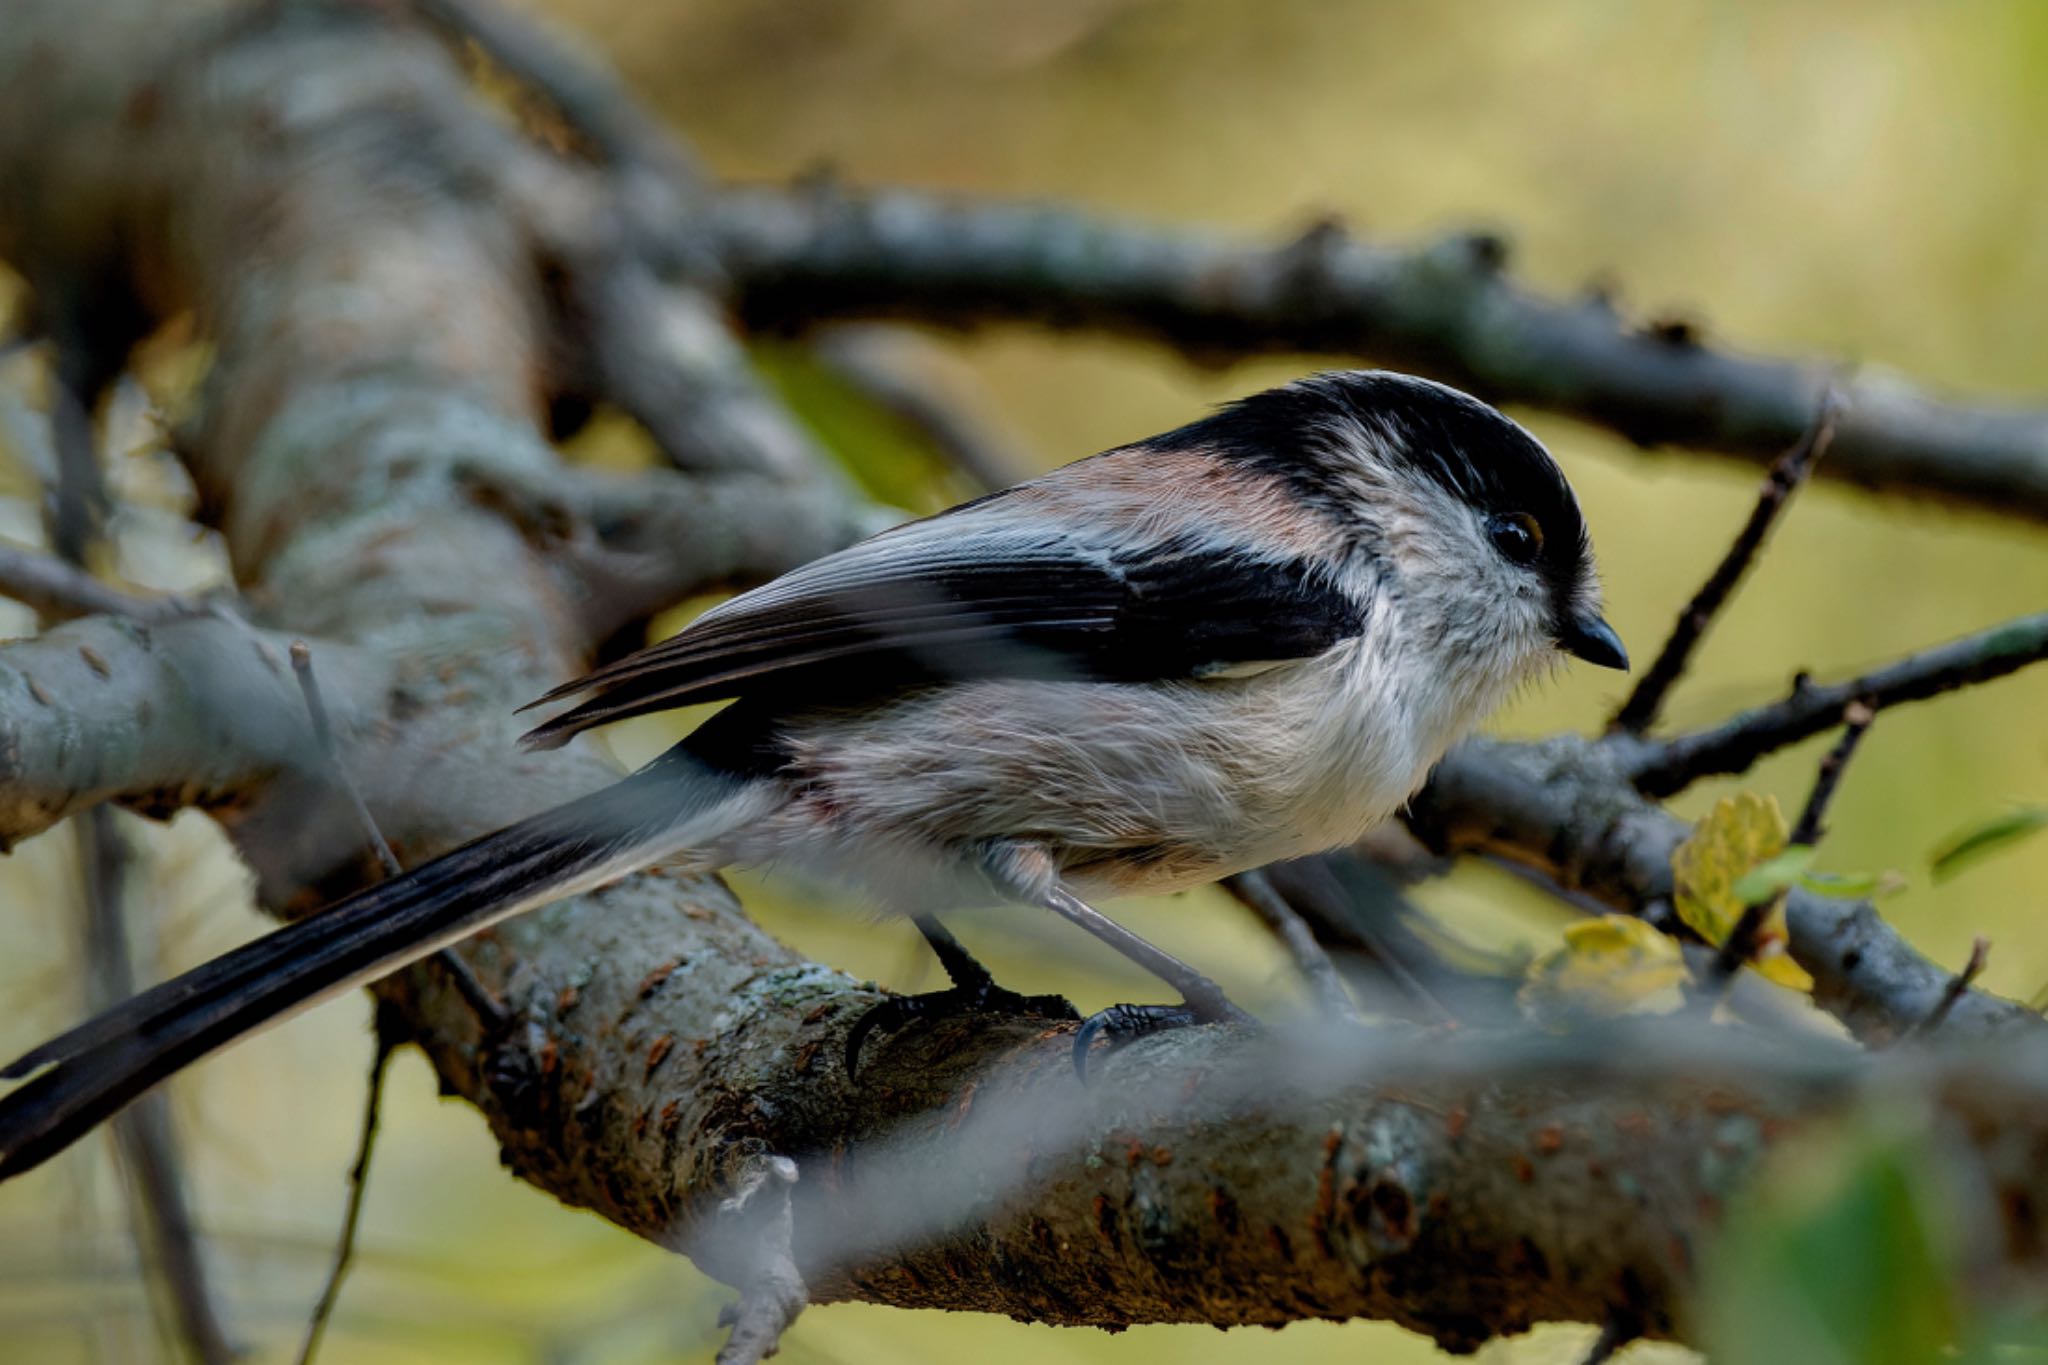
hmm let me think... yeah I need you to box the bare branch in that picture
[1223,868,1362,1022]
[455,460,890,643]
[290,640,399,878]
[1626,612,2048,797]
[815,326,1030,492]
[567,260,839,482]
[1911,937,1992,1040]
[710,184,2048,521]
[407,0,702,189]
[0,538,191,623]
[1611,389,1843,734]
[1787,699,1876,848]
[294,1021,399,1365]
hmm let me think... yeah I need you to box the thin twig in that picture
[288,641,508,1027]
[814,326,1028,492]
[1224,869,1363,1022]
[0,537,193,623]
[290,640,399,878]
[1708,705,1875,987]
[1911,937,1991,1040]
[288,648,497,1360]
[1257,856,1477,1024]
[295,1018,402,1365]
[1611,388,1843,734]
[1628,611,2048,797]
[1787,699,1875,846]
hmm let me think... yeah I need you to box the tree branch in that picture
[1611,390,1842,734]
[0,539,193,624]
[709,184,2048,521]
[1408,736,2039,1044]
[1626,611,2048,798]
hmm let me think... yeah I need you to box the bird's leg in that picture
[843,914,1078,1079]
[1039,884,1256,1079]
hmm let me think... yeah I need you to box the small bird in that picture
[0,370,1625,1180]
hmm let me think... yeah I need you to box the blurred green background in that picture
[3,0,2046,1360]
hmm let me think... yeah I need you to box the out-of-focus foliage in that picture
[1931,804,2048,884]
[5,1,2048,1361]
[1518,914,1689,1027]
[1703,1105,2048,1365]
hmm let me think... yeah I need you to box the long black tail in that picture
[0,746,749,1182]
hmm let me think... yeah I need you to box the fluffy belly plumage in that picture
[717,641,1435,911]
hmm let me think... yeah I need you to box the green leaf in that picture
[1671,792,1814,992]
[1930,807,2048,884]
[1733,845,1818,904]
[1798,869,1908,900]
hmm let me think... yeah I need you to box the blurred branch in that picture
[1223,869,1362,1022]
[455,460,889,644]
[40,351,236,1364]
[708,1155,807,1365]
[295,1018,399,1365]
[561,259,840,482]
[815,325,1030,491]
[1245,855,1477,1025]
[406,0,703,189]
[710,184,2048,521]
[0,538,195,623]
[1625,611,2048,798]
[0,611,382,848]
[1611,388,1842,735]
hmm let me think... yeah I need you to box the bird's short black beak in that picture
[1559,613,1629,671]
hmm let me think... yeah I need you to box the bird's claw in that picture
[1071,997,1254,1081]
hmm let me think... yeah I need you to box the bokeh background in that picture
[3,1,2046,1361]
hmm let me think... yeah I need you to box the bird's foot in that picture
[1071,996,1254,1082]
[846,981,1079,1080]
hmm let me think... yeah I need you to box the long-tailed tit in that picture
[0,370,1625,1179]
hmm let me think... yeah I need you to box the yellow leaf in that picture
[1519,914,1690,1027]
[1671,792,1815,993]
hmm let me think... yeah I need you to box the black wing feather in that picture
[522,508,1364,749]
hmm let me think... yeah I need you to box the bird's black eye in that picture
[1487,512,1544,565]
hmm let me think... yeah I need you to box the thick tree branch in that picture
[0,613,382,849]
[709,184,2048,520]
